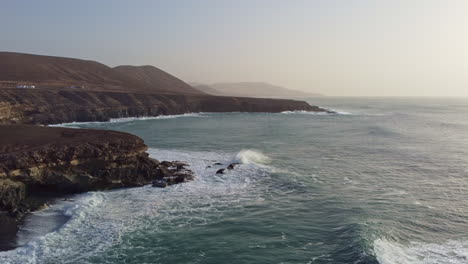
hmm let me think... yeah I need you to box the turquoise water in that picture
[2,97,468,264]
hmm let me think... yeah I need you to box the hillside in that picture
[113,65,202,95]
[0,52,327,125]
[208,82,322,98]
[0,52,204,95]
[190,83,226,96]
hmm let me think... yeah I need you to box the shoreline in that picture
[0,88,326,125]
[0,125,195,252]
[0,97,326,252]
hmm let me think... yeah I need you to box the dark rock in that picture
[0,212,18,251]
[216,168,225,174]
[152,179,168,188]
[160,161,174,167]
[0,125,194,217]
[214,162,223,166]
[227,163,240,170]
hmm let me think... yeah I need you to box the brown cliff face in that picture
[0,89,325,125]
[0,125,193,216]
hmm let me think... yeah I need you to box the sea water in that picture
[1,97,467,264]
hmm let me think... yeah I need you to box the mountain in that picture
[207,82,323,98]
[113,65,203,95]
[0,52,328,125]
[190,83,226,96]
[0,52,204,95]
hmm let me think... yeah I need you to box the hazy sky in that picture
[2,0,468,96]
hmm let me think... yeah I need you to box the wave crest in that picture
[233,149,271,165]
[374,238,468,264]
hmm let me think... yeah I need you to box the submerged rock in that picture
[227,163,240,170]
[216,168,225,174]
[152,179,168,188]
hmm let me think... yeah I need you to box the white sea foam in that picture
[374,238,468,264]
[281,110,329,115]
[48,113,202,127]
[233,149,271,165]
[108,113,201,122]
[329,109,353,115]
[280,109,352,115]
[0,148,271,264]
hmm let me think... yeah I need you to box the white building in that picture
[16,85,35,89]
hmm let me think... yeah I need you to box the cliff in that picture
[0,125,194,217]
[0,52,326,125]
[0,89,325,125]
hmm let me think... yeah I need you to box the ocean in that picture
[1,97,467,264]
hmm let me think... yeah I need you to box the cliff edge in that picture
[0,125,193,217]
[0,89,325,125]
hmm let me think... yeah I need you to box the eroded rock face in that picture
[0,89,326,125]
[0,125,193,216]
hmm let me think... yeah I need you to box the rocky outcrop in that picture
[0,125,193,216]
[0,89,326,125]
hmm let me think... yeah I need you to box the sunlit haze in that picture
[2,0,468,96]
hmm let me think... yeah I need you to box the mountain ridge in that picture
[0,52,205,95]
[192,82,323,98]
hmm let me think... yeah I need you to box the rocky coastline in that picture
[0,90,326,250]
[0,51,328,252]
[0,89,326,125]
[0,125,194,250]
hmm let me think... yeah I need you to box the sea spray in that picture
[233,149,271,165]
[374,238,468,264]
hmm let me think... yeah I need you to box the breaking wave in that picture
[374,238,468,264]
[232,149,271,165]
[0,148,272,264]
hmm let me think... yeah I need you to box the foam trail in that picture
[374,238,468,264]
[280,109,352,115]
[109,113,202,122]
[48,113,202,127]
